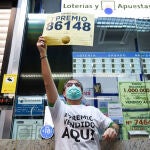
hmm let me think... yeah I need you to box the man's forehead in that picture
[67,80,78,83]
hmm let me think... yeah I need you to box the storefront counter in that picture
[0,139,149,150]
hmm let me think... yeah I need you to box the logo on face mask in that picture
[66,84,82,100]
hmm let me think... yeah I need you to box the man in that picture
[37,36,119,150]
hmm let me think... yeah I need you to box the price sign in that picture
[42,12,94,46]
[119,82,150,109]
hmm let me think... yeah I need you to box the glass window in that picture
[16,0,150,140]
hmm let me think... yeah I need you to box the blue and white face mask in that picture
[66,84,82,100]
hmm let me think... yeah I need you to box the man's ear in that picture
[63,90,66,97]
[63,91,67,101]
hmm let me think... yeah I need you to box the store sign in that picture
[15,96,44,116]
[61,0,150,19]
[42,12,94,46]
[1,74,17,93]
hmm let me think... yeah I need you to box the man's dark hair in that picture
[62,79,83,93]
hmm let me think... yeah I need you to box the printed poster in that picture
[97,96,123,124]
[12,119,43,140]
[108,102,123,124]
[42,12,94,46]
[122,111,150,140]
[119,82,150,109]
[1,74,17,93]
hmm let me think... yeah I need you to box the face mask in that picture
[66,84,82,100]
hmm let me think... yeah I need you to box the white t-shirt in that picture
[49,97,113,150]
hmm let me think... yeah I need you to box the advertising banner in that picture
[42,12,94,46]
[119,82,150,109]
[61,0,150,19]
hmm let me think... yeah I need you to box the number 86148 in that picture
[46,21,91,31]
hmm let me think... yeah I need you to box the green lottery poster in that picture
[119,82,150,109]
[122,111,150,140]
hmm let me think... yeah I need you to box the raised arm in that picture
[37,36,58,105]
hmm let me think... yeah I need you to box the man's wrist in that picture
[109,127,118,134]
[40,55,47,60]
[108,122,119,134]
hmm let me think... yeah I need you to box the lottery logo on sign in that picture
[40,125,54,139]
[101,0,115,15]
[6,77,15,82]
